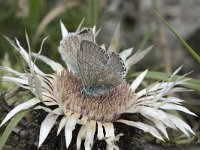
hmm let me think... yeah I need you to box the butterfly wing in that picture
[58,34,80,75]
[58,28,94,76]
[77,40,126,95]
[101,52,126,85]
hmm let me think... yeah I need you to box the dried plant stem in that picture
[0,87,22,112]
[33,0,78,43]
[153,0,172,73]
[0,91,11,112]
[157,25,172,73]
[5,86,22,100]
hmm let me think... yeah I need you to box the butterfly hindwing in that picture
[58,28,94,76]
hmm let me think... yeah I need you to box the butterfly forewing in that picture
[77,40,126,95]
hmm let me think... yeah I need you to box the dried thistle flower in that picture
[0,21,196,150]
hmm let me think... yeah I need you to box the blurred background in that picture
[0,0,200,148]
[0,0,199,73]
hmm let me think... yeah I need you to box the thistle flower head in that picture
[53,70,134,122]
[0,21,196,150]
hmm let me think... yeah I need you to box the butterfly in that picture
[58,28,95,77]
[77,40,126,96]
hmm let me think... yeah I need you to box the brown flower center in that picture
[54,70,135,122]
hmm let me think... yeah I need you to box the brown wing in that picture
[77,40,126,92]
